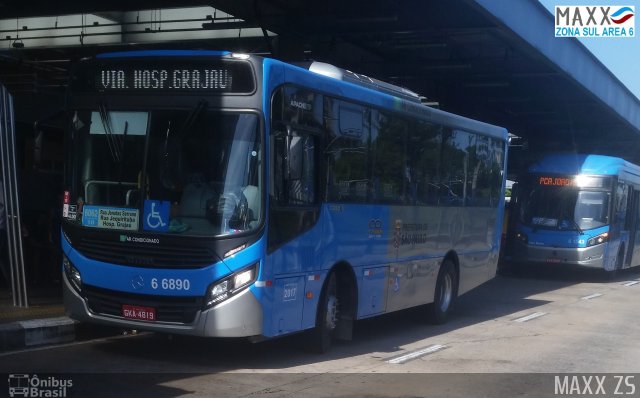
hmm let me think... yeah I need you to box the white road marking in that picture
[581,293,603,300]
[513,312,547,323]
[386,344,448,364]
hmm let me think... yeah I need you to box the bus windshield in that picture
[66,107,262,237]
[519,187,610,231]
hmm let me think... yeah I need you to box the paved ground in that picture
[1,267,639,397]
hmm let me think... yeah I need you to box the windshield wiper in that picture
[98,102,131,202]
[162,100,207,160]
[161,101,207,190]
[569,219,583,235]
[178,100,207,139]
[117,121,129,192]
[98,101,121,163]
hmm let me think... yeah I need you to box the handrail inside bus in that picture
[84,180,137,205]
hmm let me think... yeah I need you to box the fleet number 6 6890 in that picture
[151,278,191,291]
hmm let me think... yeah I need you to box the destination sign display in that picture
[538,176,573,186]
[100,68,232,90]
[535,175,611,189]
[72,59,255,93]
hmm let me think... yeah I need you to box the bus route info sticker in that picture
[82,205,139,231]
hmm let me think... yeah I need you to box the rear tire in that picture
[428,259,458,324]
[311,272,339,353]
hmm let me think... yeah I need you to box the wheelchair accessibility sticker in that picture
[143,200,170,232]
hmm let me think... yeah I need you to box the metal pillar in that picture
[0,85,28,307]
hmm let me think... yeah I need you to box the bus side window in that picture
[407,120,441,206]
[371,110,405,204]
[325,98,369,203]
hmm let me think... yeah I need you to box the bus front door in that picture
[626,188,640,268]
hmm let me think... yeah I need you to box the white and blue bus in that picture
[61,50,508,351]
[512,153,640,272]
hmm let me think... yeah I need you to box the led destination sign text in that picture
[71,58,254,93]
[100,68,233,91]
[536,175,610,189]
[538,176,573,186]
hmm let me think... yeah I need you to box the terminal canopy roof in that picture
[1,0,639,173]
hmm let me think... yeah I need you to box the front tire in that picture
[311,272,339,353]
[428,259,458,324]
[604,247,625,281]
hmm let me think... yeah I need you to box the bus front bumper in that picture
[63,272,263,338]
[512,241,605,268]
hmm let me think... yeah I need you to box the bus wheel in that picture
[311,272,339,353]
[428,260,458,324]
[605,247,625,281]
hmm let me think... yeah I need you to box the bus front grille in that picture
[82,285,203,324]
[75,237,217,268]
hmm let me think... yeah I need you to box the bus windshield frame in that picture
[518,174,612,232]
[64,105,264,238]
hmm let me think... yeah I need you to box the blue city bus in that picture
[61,50,508,351]
[512,153,640,272]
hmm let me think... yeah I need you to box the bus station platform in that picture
[0,287,76,352]
[0,286,134,352]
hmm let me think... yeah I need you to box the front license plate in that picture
[122,304,156,321]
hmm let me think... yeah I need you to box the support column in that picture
[0,85,28,307]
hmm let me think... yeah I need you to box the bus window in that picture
[70,108,261,236]
[407,120,442,205]
[371,110,406,204]
[325,99,369,203]
[574,191,610,230]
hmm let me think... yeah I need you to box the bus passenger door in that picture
[626,188,640,267]
[267,88,324,335]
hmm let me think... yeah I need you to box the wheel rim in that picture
[439,273,453,312]
[325,294,339,331]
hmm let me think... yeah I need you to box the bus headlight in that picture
[63,255,82,292]
[587,232,608,247]
[205,263,258,308]
[516,231,528,244]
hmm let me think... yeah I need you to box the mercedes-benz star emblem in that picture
[131,275,144,290]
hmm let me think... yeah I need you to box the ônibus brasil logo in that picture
[555,5,635,37]
[8,374,73,398]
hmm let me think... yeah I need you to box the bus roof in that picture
[272,58,508,141]
[529,153,640,176]
[96,50,232,58]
